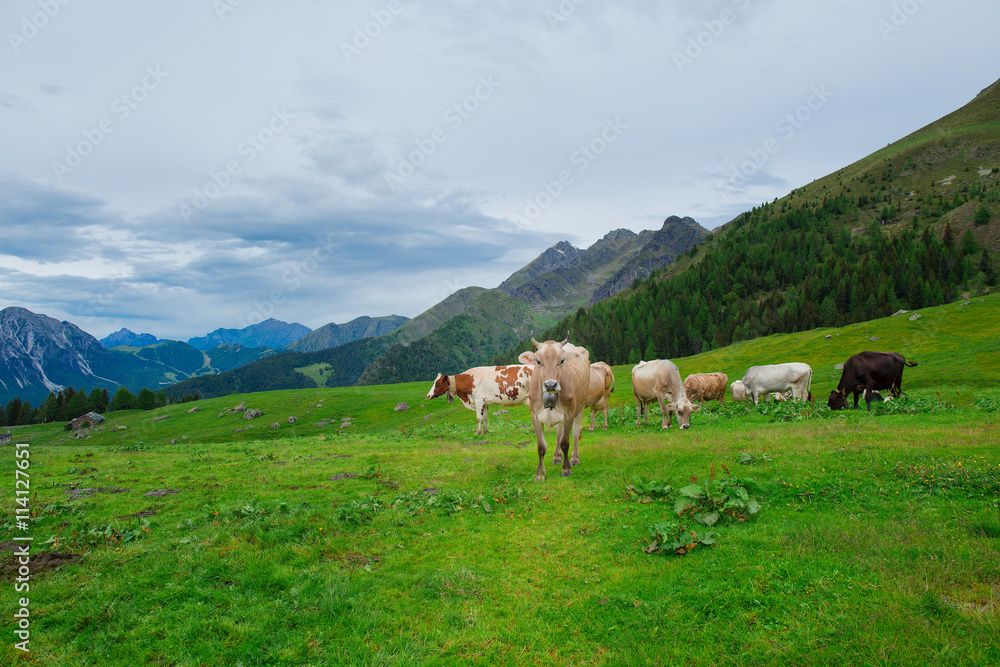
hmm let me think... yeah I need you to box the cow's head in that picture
[730,380,746,401]
[827,389,847,410]
[519,337,570,410]
[426,373,453,403]
[668,397,701,429]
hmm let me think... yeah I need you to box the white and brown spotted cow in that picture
[518,338,591,482]
[425,364,533,435]
[584,361,615,431]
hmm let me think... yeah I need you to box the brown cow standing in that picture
[828,351,917,411]
[518,338,591,482]
[585,361,615,431]
[683,372,728,403]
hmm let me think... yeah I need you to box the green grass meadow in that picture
[3,295,1000,665]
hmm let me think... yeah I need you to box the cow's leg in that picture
[865,382,875,411]
[602,401,609,430]
[852,390,861,409]
[559,419,573,476]
[658,393,670,428]
[533,421,547,482]
[553,422,565,464]
[588,407,596,432]
[570,412,583,467]
[635,397,643,427]
[480,400,490,434]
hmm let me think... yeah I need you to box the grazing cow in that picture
[425,364,533,434]
[683,372,728,403]
[731,380,747,402]
[584,361,615,431]
[741,363,813,405]
[632,359,701,429]
[828,351,917,411]
[518,338,591,481]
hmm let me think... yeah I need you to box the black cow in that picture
[827,351,917,411]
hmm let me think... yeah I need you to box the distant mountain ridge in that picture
[187,318,311,350]
[284,315,409,353]
[100,328,161,348]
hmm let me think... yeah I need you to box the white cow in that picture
[425,365,533,434]
[631,359,700,429]
[740,363,813,405]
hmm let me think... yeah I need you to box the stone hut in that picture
[65,412,107,431]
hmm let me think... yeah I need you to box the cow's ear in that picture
[518,351,536,364]
[692,403,701,413]
[666,401,677,411]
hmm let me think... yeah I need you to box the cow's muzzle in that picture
[542,379,561,409]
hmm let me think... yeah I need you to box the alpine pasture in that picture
[2,295,999,665]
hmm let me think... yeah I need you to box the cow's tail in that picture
[806,369,814,403]
[905,359,918,367]
[608,372,615,394]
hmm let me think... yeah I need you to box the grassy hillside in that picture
[2,296,998,666]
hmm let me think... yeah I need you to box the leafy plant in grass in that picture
[40,518,152,551]
[637,465,761,556]
[674,465,761,527]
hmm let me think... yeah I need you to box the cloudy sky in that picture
[2,1,998,340]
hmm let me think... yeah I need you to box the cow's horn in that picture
[559,332,570,345]
[530,336,540,347]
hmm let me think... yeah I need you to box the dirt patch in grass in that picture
[0,550,81,578]
[65,486,130,499]
[144,489,180,497]
[329,473,357,481]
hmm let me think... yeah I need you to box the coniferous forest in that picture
[501,187,998,366]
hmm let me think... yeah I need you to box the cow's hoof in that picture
[534,474,545,483]
[562,470,572,477]
[571,459,579,466]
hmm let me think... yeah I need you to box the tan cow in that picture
[584,361,615,431]
[518,338,591,482]
[425,364,533,435]
[683,372,728,403]
[632,359,700,429]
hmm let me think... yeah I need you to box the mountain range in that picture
[3,76,998,407]
[0,216,706,404]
